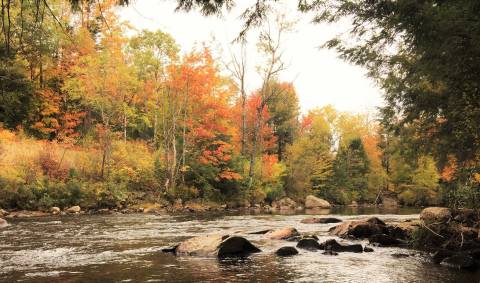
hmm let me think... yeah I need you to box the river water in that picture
[1,207,479,283]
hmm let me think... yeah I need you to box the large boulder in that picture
[296,238,322,251]
[301,217,342,224]
[387,220,421,240]
[321,239,363,253]
[173,234,260,257]
[66,206,81,214]
[305,195,331,209]
[265,227,300,240]
[329,217,388,239]
[272,197,297,210]
[420,207,452,223]
[0,218,8,228]
[275,246,299,257]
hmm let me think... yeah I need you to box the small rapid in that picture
[1,208,479,282]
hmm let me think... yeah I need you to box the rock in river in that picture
[50,207,61,215]
[170,234,261,257]
[420,207,452,223]
[67,206,81,214]
[321,239,363,253]
[329,217,387,239]
[305,195,331,209]
[0,218,8,228]
[275,247,299,257]
[441,254,477,270]
[265,227,300,240]
[296,238,322,251]
[301,217,342,224]
[369,234,403,246]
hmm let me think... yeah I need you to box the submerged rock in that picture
[66,206,81,214]
[305,195,331,209]
[391,253,410,258]
[329,217,387,239]
[363,246,374,252]
[0,218,8,228]
[248,229,271,235]
[441,254,477,270]
[420,207,452,223]
[265,227,300,240]
[321,239,363,253]
[275,246,299,257]
[322,250,339,256]
[301,217,342,224]
[296,238,322,251]
[173,234,261,257]
[0,209,8,217]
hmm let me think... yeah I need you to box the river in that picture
[1,207,479,282]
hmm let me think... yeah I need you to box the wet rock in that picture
[420,207,452,223]
[66,206,81,214]
[248,229,271,235]
[441,254,477,270]
[275,246,299,256]
[265,227,300,240]
[161,245,179,254]
[432,250,454,264]
[0,218,8,228]
[301,217,342,224]
[296,238,322,251]
[305,195,331,209]
[322,250,339,256]
[272,198,297,210]
[50,207,61,215]
[369,234,403,246]
[174,234,261,257]
[329,217,387,239]
[321,239,363,253]
[391,253,410,258]
[363,246,374,252]
[387,220,421,240]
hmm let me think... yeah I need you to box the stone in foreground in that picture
[172,234,261,257]
[305,195,331,209]
[275,246,299,257]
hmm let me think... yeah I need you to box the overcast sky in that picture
[119,0,383,114]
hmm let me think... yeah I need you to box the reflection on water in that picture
[1,208,479,282]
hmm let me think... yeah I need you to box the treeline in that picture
[0,1,476,210]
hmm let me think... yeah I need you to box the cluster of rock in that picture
[417,207,480,270]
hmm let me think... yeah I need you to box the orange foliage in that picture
[441,156,457,182]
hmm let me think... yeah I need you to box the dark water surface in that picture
[1,207,479,283]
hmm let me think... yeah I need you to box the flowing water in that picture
[1,207,479,283]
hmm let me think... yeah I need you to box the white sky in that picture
[119,0,383,114]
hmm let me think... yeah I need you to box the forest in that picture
[0,0,479,211]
